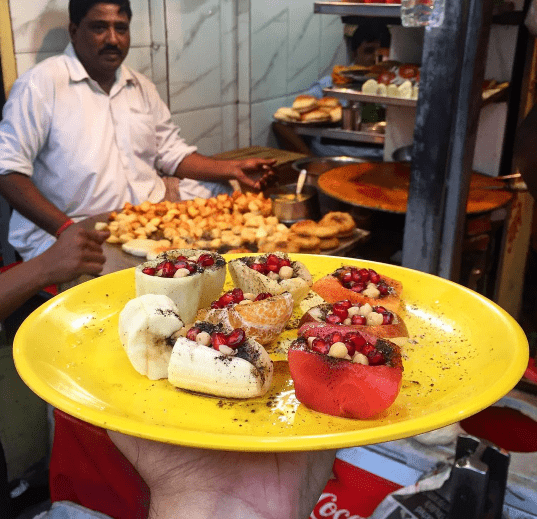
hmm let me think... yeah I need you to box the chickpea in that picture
[328,342,348,359]
[195,331,211,346]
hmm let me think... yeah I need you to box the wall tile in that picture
[221,0,238,105]
[250,0,288,102]
[222,103,239,151]
[172,106,223,156]
[237,0,250,105]
[286,0,320,95]
[251,95,294,148]
[238,102,251,148]
[319,14,346,78]
[149,0,169,102]
[9,0,151,54]
[166,0,222,114]
[124,46,153,77]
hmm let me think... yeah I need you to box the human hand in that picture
[228,158,278,190]
[39,223,109,286]
[107,430,336,519]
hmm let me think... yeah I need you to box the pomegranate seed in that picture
[378,284,389,295]
[311,338,330,355]
[330,332,344,344]
[197,254,215,267]
[360,268,371,281]
[351,315,367,325]
[266,262,280,273]
[279,259,291,267]
[326,313,343,325]
[175,255,188,261]
[161,261,176,278]
[351,269,362,282]
[186,327,201,341]
[254,292,272,301]
[226,328,246,349]
[211,301,221,309]
[346,333,366,350]
[382,313,393,325]
[218,293,235,307]
[368,351,385,365]
[334,300,352,310]
[231,288,244,303]
[174,260,188,270]
[142,267,156,275]
[250,263,267,274]
[351,283,365,293]
[211,332,228,351]
[375,306,387,314]
[344,340,356,357]
[369,271,380,284]
[362,343,375,356]
[332,307,348,320]
[266,254,280,265]
[342,271,353,282]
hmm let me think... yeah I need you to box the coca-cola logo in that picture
[310,493,364,519]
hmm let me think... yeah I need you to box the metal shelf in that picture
[287,123,385,144]
[314,2,401,17]
[323,87,418,107]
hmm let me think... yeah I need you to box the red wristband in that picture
[55,219,75,238]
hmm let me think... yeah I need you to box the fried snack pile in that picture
[98,191,357,257]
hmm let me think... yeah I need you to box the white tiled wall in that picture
[7,0,346,155]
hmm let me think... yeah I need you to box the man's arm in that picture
[513,104,537,200]
[0,172,71,236]
[174,152,277,190]
[0,226,109,322]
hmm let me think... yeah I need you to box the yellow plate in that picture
[13,254,528,451]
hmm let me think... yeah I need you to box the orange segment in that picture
[231,292,294,345]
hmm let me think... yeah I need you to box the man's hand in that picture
[107,430,336,519]
[227,158,278,190]
[175,153,278,191]
[38,223,109,286]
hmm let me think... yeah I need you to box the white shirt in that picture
[0,43,197,260]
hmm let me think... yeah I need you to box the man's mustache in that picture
[99,46,121,54]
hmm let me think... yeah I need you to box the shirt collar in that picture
[63,42,138,90]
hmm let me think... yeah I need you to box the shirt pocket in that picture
[128,112,157,166]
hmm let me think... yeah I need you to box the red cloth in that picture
[49,409,150,519]
[311,458,402,518]
[50,410,400,519]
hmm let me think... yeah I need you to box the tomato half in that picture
[288,327,403,420]
[288,346,403,420]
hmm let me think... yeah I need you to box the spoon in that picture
[296,169,307,196]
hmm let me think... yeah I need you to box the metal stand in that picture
[401,0,494,281]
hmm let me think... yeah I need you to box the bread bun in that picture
[317,96,340,109]
[328,105,342,123]
[274,107,301,122]
[292,94,318,113]
[300,109,331,123]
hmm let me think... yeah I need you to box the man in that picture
[0,0,275,261]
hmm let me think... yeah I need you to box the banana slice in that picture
[168,329,273,399]
[118,294,184,380]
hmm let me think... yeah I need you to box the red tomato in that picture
[398,64,419,79]
[288,346,403,420]
[377,71,396,85]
